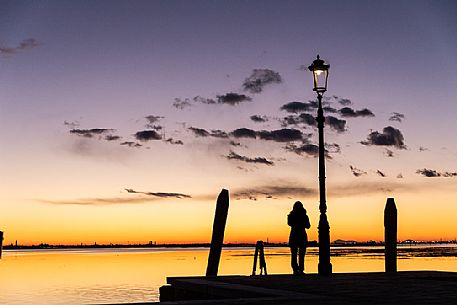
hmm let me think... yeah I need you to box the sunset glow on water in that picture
[1,246,457,304]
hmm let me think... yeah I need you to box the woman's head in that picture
[293,201,306,213]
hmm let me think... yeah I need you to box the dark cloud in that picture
[282,113,316,127]
[339,107,375,118]
[361,126,406,149]
[416,169,457,178]
[257,128,303,142]
[350,165,367,177]
[105,135,121,141]
[376,170,386,177]
[231,128,257,139]
[0,38,41,55]
[120,141,142,148]
[188,127,228,138]
[125,188,191,198]
[338,98,352,106]
[233,185,316,201]
[397,173,403,179]
[384,149,394,157]
[280,101,317,113]
[210,130,229,138]
[39,197,160,206]
[70,128,115,138]
[326,116,346,132]
[229,140,242,146]
[165,138,183,145]
[326,143,341,154]
[216,92,252,105]
[145,115,163,124]
[226,151,274,166]
[64,120,80,128]
[323,106,338,114]
[242,69,282,93]
[389,112,405,122]
[419,146,429,152]
[173,98,192,110]
[188,127,210,137]
[250,115,268,123]
[193,96,216,104]
[134,130,162,141]
[286,143,319,157]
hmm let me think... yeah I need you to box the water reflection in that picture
[1,246,456,304]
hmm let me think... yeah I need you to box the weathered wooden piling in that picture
[384,198,397,273]
[206,189,229,276]
[0,231,3,259]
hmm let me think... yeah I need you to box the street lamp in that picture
[308,55,332,275]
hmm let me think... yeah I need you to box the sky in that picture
[1,0,457,245]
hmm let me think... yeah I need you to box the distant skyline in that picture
[1,0,457,245]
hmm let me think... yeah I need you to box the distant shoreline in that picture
[3,240,457,250]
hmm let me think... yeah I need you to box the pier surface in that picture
[153,271,457,304]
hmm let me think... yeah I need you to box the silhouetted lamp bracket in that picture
[308,55,330,95]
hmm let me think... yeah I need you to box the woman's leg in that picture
[290,246,298,274]
[298,245,306,273]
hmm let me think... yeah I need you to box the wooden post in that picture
[0,231,3,259]
[206,189,229,276]
[384,198,397,273]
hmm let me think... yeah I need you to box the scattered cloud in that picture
[105,135,121,141]
[337,98,352,106]
[242,69,282,93]
[188,127,210,137]
[339,107,375,118]
[280,101,317,113]
[350,165,367,177]
[193,96,216,104]
[286,143,319,157]
[173,98,192,110]
[216,92,252,105]
[188,127,228,138]
[257,128,303,142]
[229,140,242,146]
[1,38,42,56]
[361,126,406,149]
[323,106,338,114]
[231,128,257,139]
[134,130,162,141]
[326,116,346,132]
[70,128,115,138]
[250,115,268,123]
[210,129,229,138]
[419,146,428,152]
[145,115,164,129]
[125,188,192,198]
[282,113,315,127]
[416,169,457,178]
[64,120,80,128]
[226,151,274,166]
[397,173,403,179]
[233,184,316,201]
[120,141,142,148]
[376,170,386,177]
[389,112,405,122]
[385,149,394,157]
[39,197,161,206]
[165,138,184,145]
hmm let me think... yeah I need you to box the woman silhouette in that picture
[287,201,310,275]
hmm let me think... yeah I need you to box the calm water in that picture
[1,246,457,304]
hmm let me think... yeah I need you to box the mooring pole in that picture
[0,231,3,259]
[384,198,397,273]
[206,189,229,276]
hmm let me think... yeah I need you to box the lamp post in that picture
[308,55,332,275]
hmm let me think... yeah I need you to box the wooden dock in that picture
[155,271,457,304]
